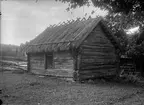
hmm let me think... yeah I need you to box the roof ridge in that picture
[47,17,93,29]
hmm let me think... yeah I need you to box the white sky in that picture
[126,26,140,35]
[1,0,108,45]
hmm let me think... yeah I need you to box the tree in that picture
[127,31,144,57]
[57,0,144,29]
[57,0,144,15]
[126,32,144,75]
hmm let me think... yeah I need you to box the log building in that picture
[22,17,121,81]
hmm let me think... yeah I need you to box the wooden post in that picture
[116,57,120,77]
[71,48,80,81]
[73,55,79,81]
[44,53,47,69]
[73,53,81,81]
[27,53,30,72]
[115,49,120,77]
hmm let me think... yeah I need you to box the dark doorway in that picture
[45,54,53,69]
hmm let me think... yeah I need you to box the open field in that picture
[0,70,144,105]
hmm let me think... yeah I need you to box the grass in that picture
[0,70,144,105]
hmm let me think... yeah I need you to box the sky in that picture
[1,0,108,46]
[126,26,140,35]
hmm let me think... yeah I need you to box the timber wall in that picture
[30,53,45,74]
[45,51,74,77]
[78,24,117,80]
[29,51,74,77]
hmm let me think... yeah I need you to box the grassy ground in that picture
[0,70,144,105]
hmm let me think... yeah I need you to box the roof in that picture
[22,17,121,53]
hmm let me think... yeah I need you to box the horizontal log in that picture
[54,56,72,59]
[79,68,116,73]
[81,57,116,62]
[81,46,114,50]
[55,66,74,69]
[30,60,44,62]
[82,42,113,46]
[81,53,116,57]
[80,66,116,71]
[79,68,116,74]
[81,55,116,58]
[83,38,111,44]
[78,75,96,80]
[78,71,116,80]
[82,42,114,48]
[81,60,116,64]
[80,65,116,70]
[30,58,44,61]
[79,70,116,76]
[54,61,73,64]
[80,64,116,68]
[31,62,44,65]
[81,61,116,65]
[82,48,115,53]
[31,66,44,70]
[81,62,116,66]
[81,52,116,56]
[82,51,115,56]
[81,55,116,60]
[84,35,108,40]
[81,58,116,63]
[82,49,115,54]
[81,44,114,48]
[30,55,44,58]
[55,64,73,67]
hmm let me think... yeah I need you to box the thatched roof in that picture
[22,17,121,53]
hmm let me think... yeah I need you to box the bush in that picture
[119,69,140,83]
